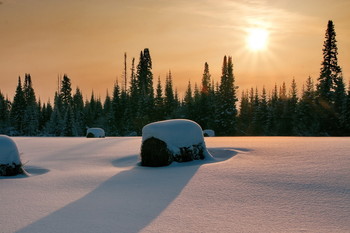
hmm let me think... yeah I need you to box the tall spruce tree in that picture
[216,56,238,135]
[164,71,176,119]
[10,77,26,135]
[47,92,64,136]
[0,91,10,133]
[317,20,342,103]
[183,81,194,120]
[154,77,165,120]
[111,81,121,135]
[296,76,319,135]
[60,74,73,112]
[62,105,77,136]
[238,90,250,135]
[72,87,85,135]
[23,74,39,135]
[135,48,154,132]
[198,62,212,129]
[316,20,345,135]
[340,83,350,134]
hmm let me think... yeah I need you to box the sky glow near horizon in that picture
[0,0,350,101]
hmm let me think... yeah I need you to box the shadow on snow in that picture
[16,147,243,233]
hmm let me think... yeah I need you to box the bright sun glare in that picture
[247,28,269,51]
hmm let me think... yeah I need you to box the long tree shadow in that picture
[16,147,242,233]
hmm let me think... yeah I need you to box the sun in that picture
[247,28,269,51]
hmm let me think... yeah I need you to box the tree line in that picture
[0,20,349,136]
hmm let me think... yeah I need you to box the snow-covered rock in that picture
[0,135,24,176]
[203,129,215,137]
[141,119,212,166]
[86,128,105,138]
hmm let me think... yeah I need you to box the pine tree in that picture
[10,77,26,135]
[266,84,279,135]
[201,62,211,95]
[216,56,238,135]
[183,81,194,120]
[198,62,212,129]
[296,76,319,135]
[317,20,342,103]
[254,87,268,135]
[164,71,175,119]
[135,48,154,132]
[136,48,153,97]
[47,92,64,136]
[23,74,39,135]
[238,90,250,135]
[276,82,289,135]
[122,52,128,92]
[111,82,121,135]
[316,20,344,135]
[119,89,129,135]
[42,101,53,132]
[60,74,73,111]
[154,77,164,120]
[62,105,77,136]
[0,91,10,133]
[72,87,85,136]
[340,83,350,134]
[128,57,139,131]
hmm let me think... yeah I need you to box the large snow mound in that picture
[0,135,24,176]
[141,119,212,166]
[142,119,205,148]
[0,135,21,164]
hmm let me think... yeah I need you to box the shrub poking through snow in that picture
[86,128,105,138]
[141,137,173,167]
[0,135,25,176]
[141,119,211,166]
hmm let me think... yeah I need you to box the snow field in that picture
[1,137,349,233]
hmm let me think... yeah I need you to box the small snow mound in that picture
[141,119,212,166]
[0,135,24,176]
[86,128,105,138]
[203,129,215,137]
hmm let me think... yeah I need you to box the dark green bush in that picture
[141,137,173,167]
[0,163,24,176]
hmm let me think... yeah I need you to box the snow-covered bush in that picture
[0,135,25,176]
[86,128,105,138]
[141,119,211,166]
[203,129,215,137]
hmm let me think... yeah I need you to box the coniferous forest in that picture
[0,20,349,136]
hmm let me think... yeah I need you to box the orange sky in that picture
[1,0,350,102]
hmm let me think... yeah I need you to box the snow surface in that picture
[1,137,350,233]
[0,135,21,164]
